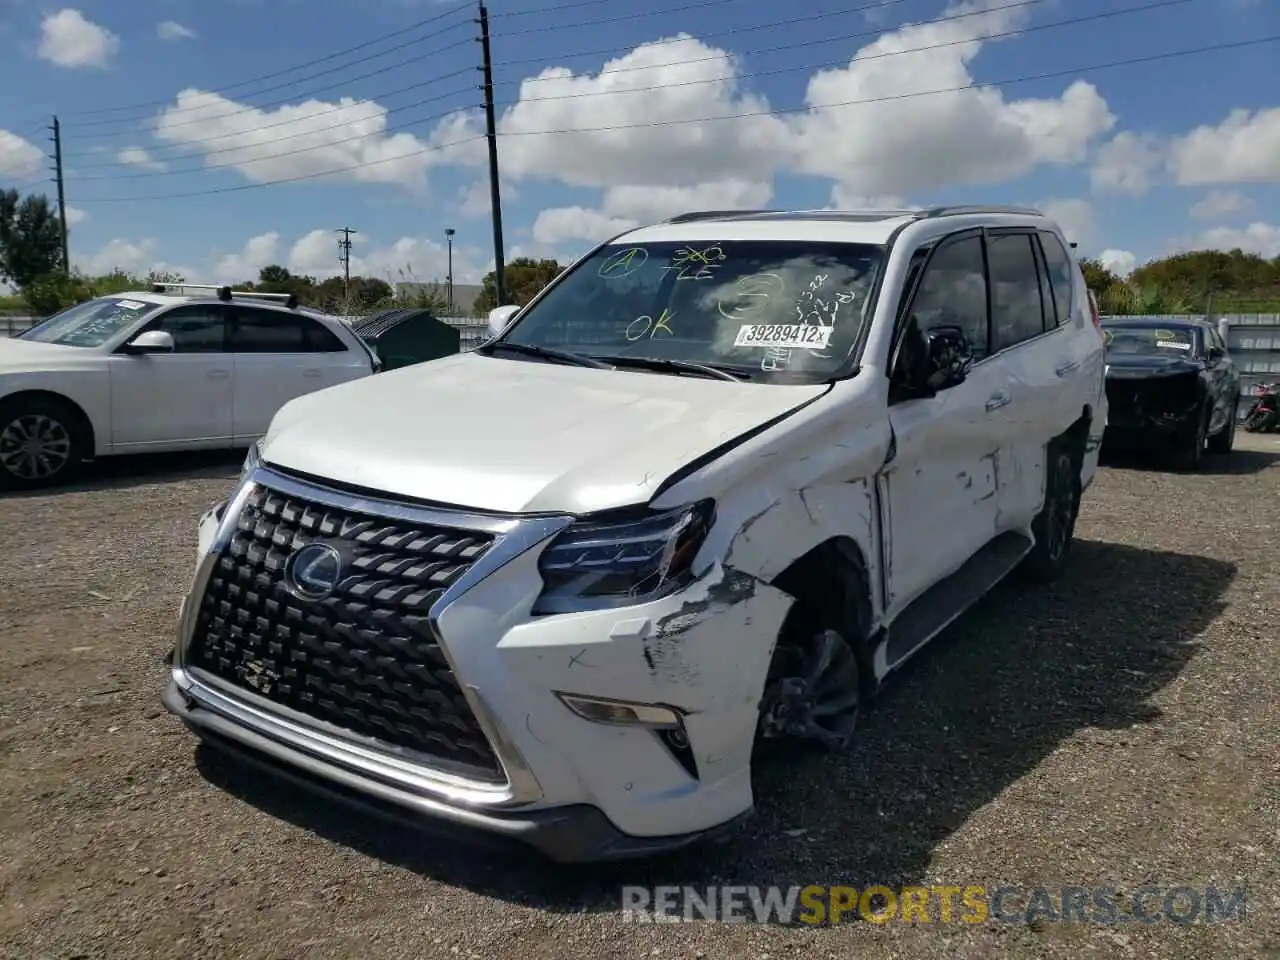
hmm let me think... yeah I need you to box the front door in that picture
[109,304,234,448]
[881,232,1005,618]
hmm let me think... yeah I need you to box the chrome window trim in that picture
[173,465,574,808]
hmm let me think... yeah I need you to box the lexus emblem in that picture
[285,542,342,600]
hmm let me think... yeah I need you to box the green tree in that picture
[0,190,64,289]
[257,264,292,289]
[473,257,564,314]
[1078,257,1120,292]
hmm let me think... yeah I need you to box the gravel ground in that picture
[1,439,1277,960]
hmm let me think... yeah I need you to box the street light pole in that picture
[445,227,455,315]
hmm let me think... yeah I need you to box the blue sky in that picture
[0,0,1276,286]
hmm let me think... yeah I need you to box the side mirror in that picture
[487,305,519,338]
[123,329,175,354]
[1205,346,1223,362]
[923,325,971,390]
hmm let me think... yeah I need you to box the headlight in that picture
[533,500,715,614]
[240,438,263,482]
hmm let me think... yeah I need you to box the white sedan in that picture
[0,287,379,489]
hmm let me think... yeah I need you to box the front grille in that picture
[1105,373,1199,426]
[186,483,504,782]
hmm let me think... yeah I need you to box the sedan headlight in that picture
[533,500,715,614]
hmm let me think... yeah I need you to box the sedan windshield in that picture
[20,297,159,347]
[497,239,884,381]
[1103,325,1200,357]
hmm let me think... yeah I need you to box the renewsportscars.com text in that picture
[620,885,1248,925]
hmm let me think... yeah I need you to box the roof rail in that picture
[150,281,298,310]
[662,209,781,224]
[920,205,1044,218]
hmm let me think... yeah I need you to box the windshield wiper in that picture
[589,354,746,382]
[484,341,612,369]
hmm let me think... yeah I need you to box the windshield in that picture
[498,239,884,380]
[20,297,160,347]
[1103,325,1200,357]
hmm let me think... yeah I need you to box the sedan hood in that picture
[261,352,828,514]
[1104,354,1202,379]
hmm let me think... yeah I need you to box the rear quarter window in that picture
[1038,231,1075,327]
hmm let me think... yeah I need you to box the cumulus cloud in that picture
[787,1,1113,199]
[152,91,443,189]
[1089,131,1163,196]
[117,146,167,172]
[1195,222,1280,259]
[286,230,485,284]
[214,232,280,281]
[1168,107,1280,185]
[531,178,775,246]
[65,206,87,225]
[1099,249,1136,278]
[38,9,119,69]
[1189,189,1253,221]
[430,34,791,189]
[0,130,44,181]
[75,238,193,279]
[157,21,196,41]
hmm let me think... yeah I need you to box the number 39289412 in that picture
[733,323,833,349]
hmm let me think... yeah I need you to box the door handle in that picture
[1055,359,1079,377]
[207,369,231,379]
[985,391,1011,412]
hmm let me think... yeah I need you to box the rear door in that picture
[984,229,1069,530]
[109,304,234,448]
[227,306,368,441]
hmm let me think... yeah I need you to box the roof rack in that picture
[662,209,781,224]
[920,205,1044,218]
[149,281,298,310]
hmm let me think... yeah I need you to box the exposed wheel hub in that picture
[760,629,861,750]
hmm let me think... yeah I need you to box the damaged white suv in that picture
[164,206,1107,861]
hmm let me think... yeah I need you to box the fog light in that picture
[555,692,683,729]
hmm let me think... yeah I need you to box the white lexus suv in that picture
[164,207,1107,862]
[0,284,377,489]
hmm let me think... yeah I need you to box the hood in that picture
[0,336,100,373]
[262,352,829,514]
[1104,353,1202,379]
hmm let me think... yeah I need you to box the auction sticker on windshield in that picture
[116,300,148,310]
[734,324,832,349]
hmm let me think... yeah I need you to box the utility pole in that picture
[476,2,506,307]
[336,227,356,307]
[444,227,455,315]
[49,116,70,274]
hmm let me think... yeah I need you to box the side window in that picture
[300,318,348,353]
[894,246,933,323]
[1038,231,1074,327]
[151,305,227,353]
[908,235,989,361]
[229,307,305,353]
[988,233,1047,352]
[1033,238,1058,330]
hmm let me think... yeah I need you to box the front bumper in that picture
[166,470,792,862]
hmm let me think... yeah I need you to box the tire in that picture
[0,396,89,491]
[1173,405,1209,472]
[1206,397,1238,454]
[1019,435,1083,584]
[756,553,876,756]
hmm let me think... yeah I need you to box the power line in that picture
[68,38,475,137]
[67,85,476,172]
[491,0,756,34]
[494,0,914,68]
[64,0,1191,184]
[63,1,475,118]
[69,34,1280,204]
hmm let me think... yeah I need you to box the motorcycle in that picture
[1243,382,1279,433]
